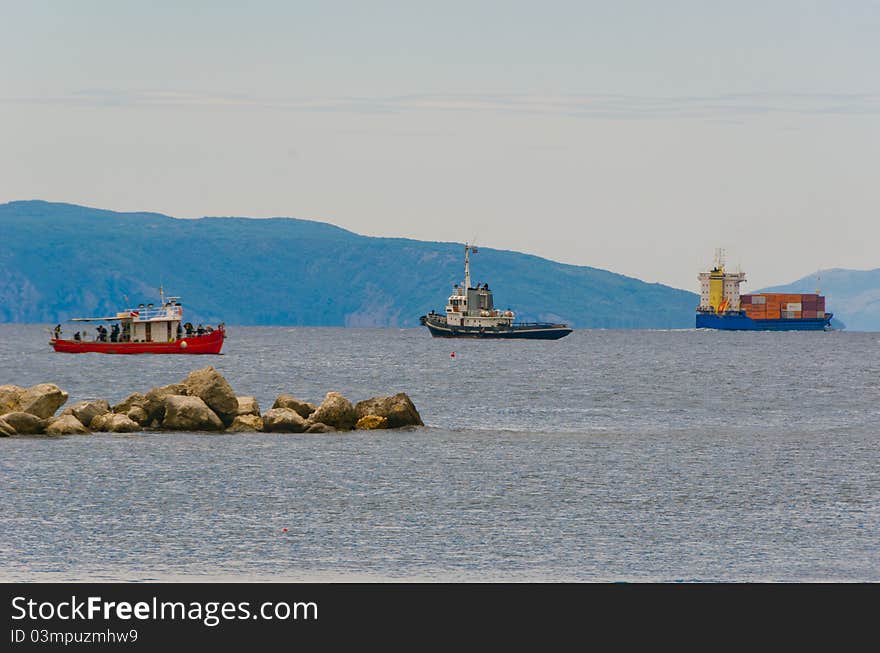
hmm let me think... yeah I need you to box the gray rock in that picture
[113,393,146,414]
[143,384,188,423]
[272,394,317,418]
[19,383,69,419]
[63,399,111,428]
[354,393,424,428]
[236,396,261,417]
[309,392,357,430]
[227,414,264,432]
[261,407,309,433]
[162,395,224,431]
[183,366,238,425]
[304,421,337,433]
[1,411,47,434]
[0,416,15,436]
[105,413,141,433]
[0,384,24,414]
[46,414,89,435]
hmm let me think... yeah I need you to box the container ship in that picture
[695,252,832,331]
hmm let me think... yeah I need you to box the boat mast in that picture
[464,243,471,290]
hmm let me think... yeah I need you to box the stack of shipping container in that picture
[741,293,826,321]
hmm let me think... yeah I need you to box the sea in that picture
[1,324,878,582]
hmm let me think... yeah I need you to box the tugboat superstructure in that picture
[419,244,572,339]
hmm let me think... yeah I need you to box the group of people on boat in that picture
[55,323,219,342]
[182,322,214,337]
[65,323,128,343]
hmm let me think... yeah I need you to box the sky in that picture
[1,1,878,292]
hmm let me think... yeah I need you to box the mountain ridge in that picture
[0,200,702,328]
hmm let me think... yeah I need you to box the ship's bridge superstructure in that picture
[444,245,514,328]
[698,249,746,314]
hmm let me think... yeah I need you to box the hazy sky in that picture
[2,1,878,291]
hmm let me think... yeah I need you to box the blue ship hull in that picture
[696,311,832,331]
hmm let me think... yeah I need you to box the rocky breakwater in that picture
[0,367,424,436]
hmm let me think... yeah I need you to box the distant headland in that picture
[1,200,697,329]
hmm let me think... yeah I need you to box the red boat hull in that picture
[51,328,225,354]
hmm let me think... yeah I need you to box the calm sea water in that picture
[1,324,878,582]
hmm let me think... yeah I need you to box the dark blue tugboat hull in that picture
[420,316,572,339]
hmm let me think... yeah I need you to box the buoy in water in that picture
[281,527,288,533]
[450,352,455,358]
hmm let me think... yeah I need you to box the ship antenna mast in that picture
[714,247,726,270]
[464,243,471,290]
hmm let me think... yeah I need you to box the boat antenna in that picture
[816,269,821,295]
[464,243,471,290]
[714,247,725,270]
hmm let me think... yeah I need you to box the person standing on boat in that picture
[53,324,61,339]
[177,323,183,339]
[74,331,81,342]
[196,324,205,336]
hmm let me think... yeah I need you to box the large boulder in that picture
[354,393,423,428]
[261,408,309,433]
[19,383,69,418]
[236,396,261,417]
[1,411,47,434]
[355,414,388,430]
[63,399,111,428]
[113,393,146,414]
[162,395,224,431]
[227,414,264,432]
[143,384,188,424]
[105,414,141,433]
[46,414,89,435]
[183,367,238,425]
[0,416,15,436]
[309,392,357,430]
[0,384,24,413]
[272,394,316,419]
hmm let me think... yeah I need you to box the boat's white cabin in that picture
[122,300,184,343]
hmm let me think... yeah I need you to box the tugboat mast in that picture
[464,243,472,290]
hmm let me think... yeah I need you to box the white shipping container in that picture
[786,302,802,311]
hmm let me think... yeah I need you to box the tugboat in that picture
[50,290,225,354]
[419,244,573,339]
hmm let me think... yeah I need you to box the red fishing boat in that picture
[50,293,225,354]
